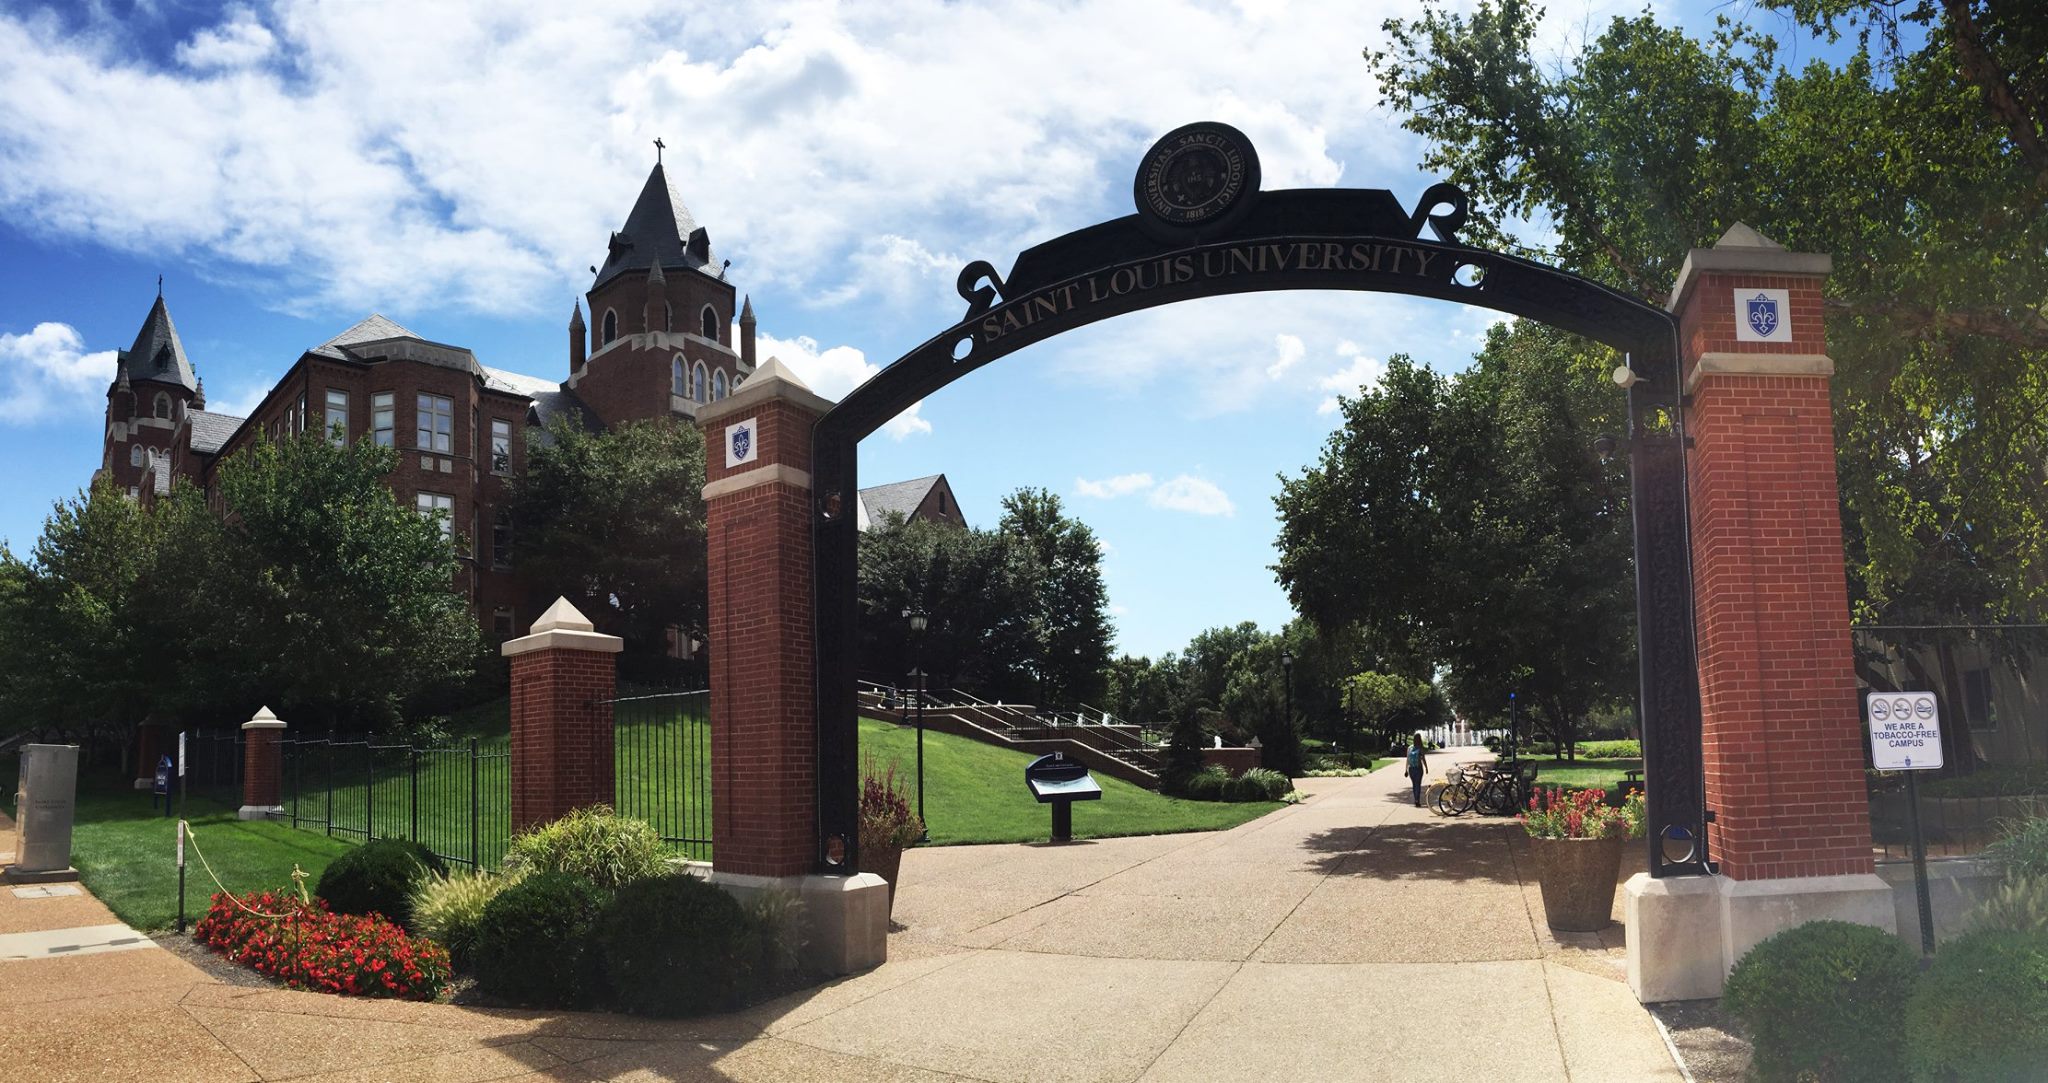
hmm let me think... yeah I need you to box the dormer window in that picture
[701,306,719,343]
[154,392,170,418]
[601,309,618,346]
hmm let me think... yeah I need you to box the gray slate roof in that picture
[310,313,416,359]
[591,163,718,291]
[478,365,594,431]
[187,410,243,455]
[859,475,943,524]
[121,296,198,393]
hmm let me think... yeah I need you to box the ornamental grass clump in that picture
[503,805,665,890]
[409,867,517,971]
[194,888,450,1000]
[1519,786,1643,839]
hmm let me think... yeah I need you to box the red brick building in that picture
[94,161,758,640]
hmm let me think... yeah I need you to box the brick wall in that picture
[1681,264,1875,881]
[702,390,825,878]
[242,726,282,808]
[507,646,617,832]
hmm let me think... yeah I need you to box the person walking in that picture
[1405,732,1429,808]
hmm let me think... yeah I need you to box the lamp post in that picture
[904,606,929,837]
[1279,648,1295,768]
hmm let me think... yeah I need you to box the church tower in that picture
[569,153,751,425]
[99,291,201,498]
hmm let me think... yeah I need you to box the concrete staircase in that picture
[858,682,1166,790]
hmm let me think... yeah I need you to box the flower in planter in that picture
[859,755,925,854]
[1519,786,1644,840]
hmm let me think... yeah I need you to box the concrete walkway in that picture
[0,754,1679,1081]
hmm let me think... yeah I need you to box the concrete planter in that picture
[1530,835,1624,932]
[863,844,904,917]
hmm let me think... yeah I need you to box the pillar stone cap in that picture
[242,705,286,730]
[1667,221,1832,314]
[698,355,834,425]
[503,596,625,657]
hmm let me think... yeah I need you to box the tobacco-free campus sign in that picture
[1867,691,1943,771]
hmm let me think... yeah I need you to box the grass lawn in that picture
[2,764,357,932]
[859,717,1282,844]
[10,711,1281,929]
[1524,757,1643,791]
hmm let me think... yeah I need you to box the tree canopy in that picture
[1365,0,2048,631]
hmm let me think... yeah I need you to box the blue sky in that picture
[0,0,1840,658]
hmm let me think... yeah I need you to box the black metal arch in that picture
[808,166,1705,880]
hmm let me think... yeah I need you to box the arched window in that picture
[130,445,143,467]
[671,357,685,396]
[692,362,708,403]
[712,369,728,400]
[601,309,618,345]
[154,393,170,418]
[700,305,719,342]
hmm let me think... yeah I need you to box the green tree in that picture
[1275,323,1637,760]
[1340,672,1435,753]
[857,514,1040,699]
[1365,0,2048,635]
[510,417,707,673]
[998,488,1113,706]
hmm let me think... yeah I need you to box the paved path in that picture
[0,756,1678,1081]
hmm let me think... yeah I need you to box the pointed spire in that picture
[740,294,755,325]
[570,299,585,329]
[193,376,205,408]
[592,162,715,289]
[647,259,666,286]
[122,294,198,393]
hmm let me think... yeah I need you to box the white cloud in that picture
[175,9,277,70]
[753,330,929,440]
[1265,333,1305,380]
[1316,341,1388,416]
[0,322,117,424]
[1075,472,1154,499]
[1149,474,1234,517]
[204,382,271,420]
[0,2,1421,318]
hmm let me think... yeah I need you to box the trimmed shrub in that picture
[1182,766,1229,801]
[1906,928,2048,1081]
[596,873,757,1016]
[471,871,611,1008]
[1239,767,1293,801]
[1576,739,1641,759]
[1723,920,1917,1082]
[409,868,516,971]
[315,839,445,928]
[194,887,450,1000]
[503,805,664,890]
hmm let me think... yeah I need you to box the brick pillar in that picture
[698,357,834,878]
[504,597,623,833]
[1674,223,1877,883]
[238,706,285,820]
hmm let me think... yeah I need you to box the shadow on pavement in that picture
[1297,819,1524,886]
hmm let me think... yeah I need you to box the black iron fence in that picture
[278,734,512,870]
[607,688,712,861]
[1857,625,2048,861]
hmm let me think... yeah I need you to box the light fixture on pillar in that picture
[904,606,930,839]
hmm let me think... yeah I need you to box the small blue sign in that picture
[731,425,752,462]
[154,754,172,796]
[1746,292,1780,338]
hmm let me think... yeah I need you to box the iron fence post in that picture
[469,737,480,869]
[410,745,420,842]
[365,738,375,841]
[325,729,334,837]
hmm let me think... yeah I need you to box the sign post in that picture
[176,731,188,933]
[1868,691,1943,956]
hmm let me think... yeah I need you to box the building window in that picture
[664,302,673,333]
[491,510,513,569]
[601,309,618,345]
[416,393,453,453]
[296,393,307,434]
[1964,667,1998,729]
[416,492,454,539]
[325,389,348,445]
[671,357,685,396]
[701,305,718,342]
[371,392,394,446]
[692,362,707,403]
[712,369,728,400]
[154,392,170,418]
[490,419,511,474]
[491,607,515,639]
[130,445,143,467]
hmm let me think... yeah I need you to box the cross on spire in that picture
[653,137,665,164]
[156,274,163,298]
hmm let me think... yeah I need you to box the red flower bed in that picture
[194,888,450,1000]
